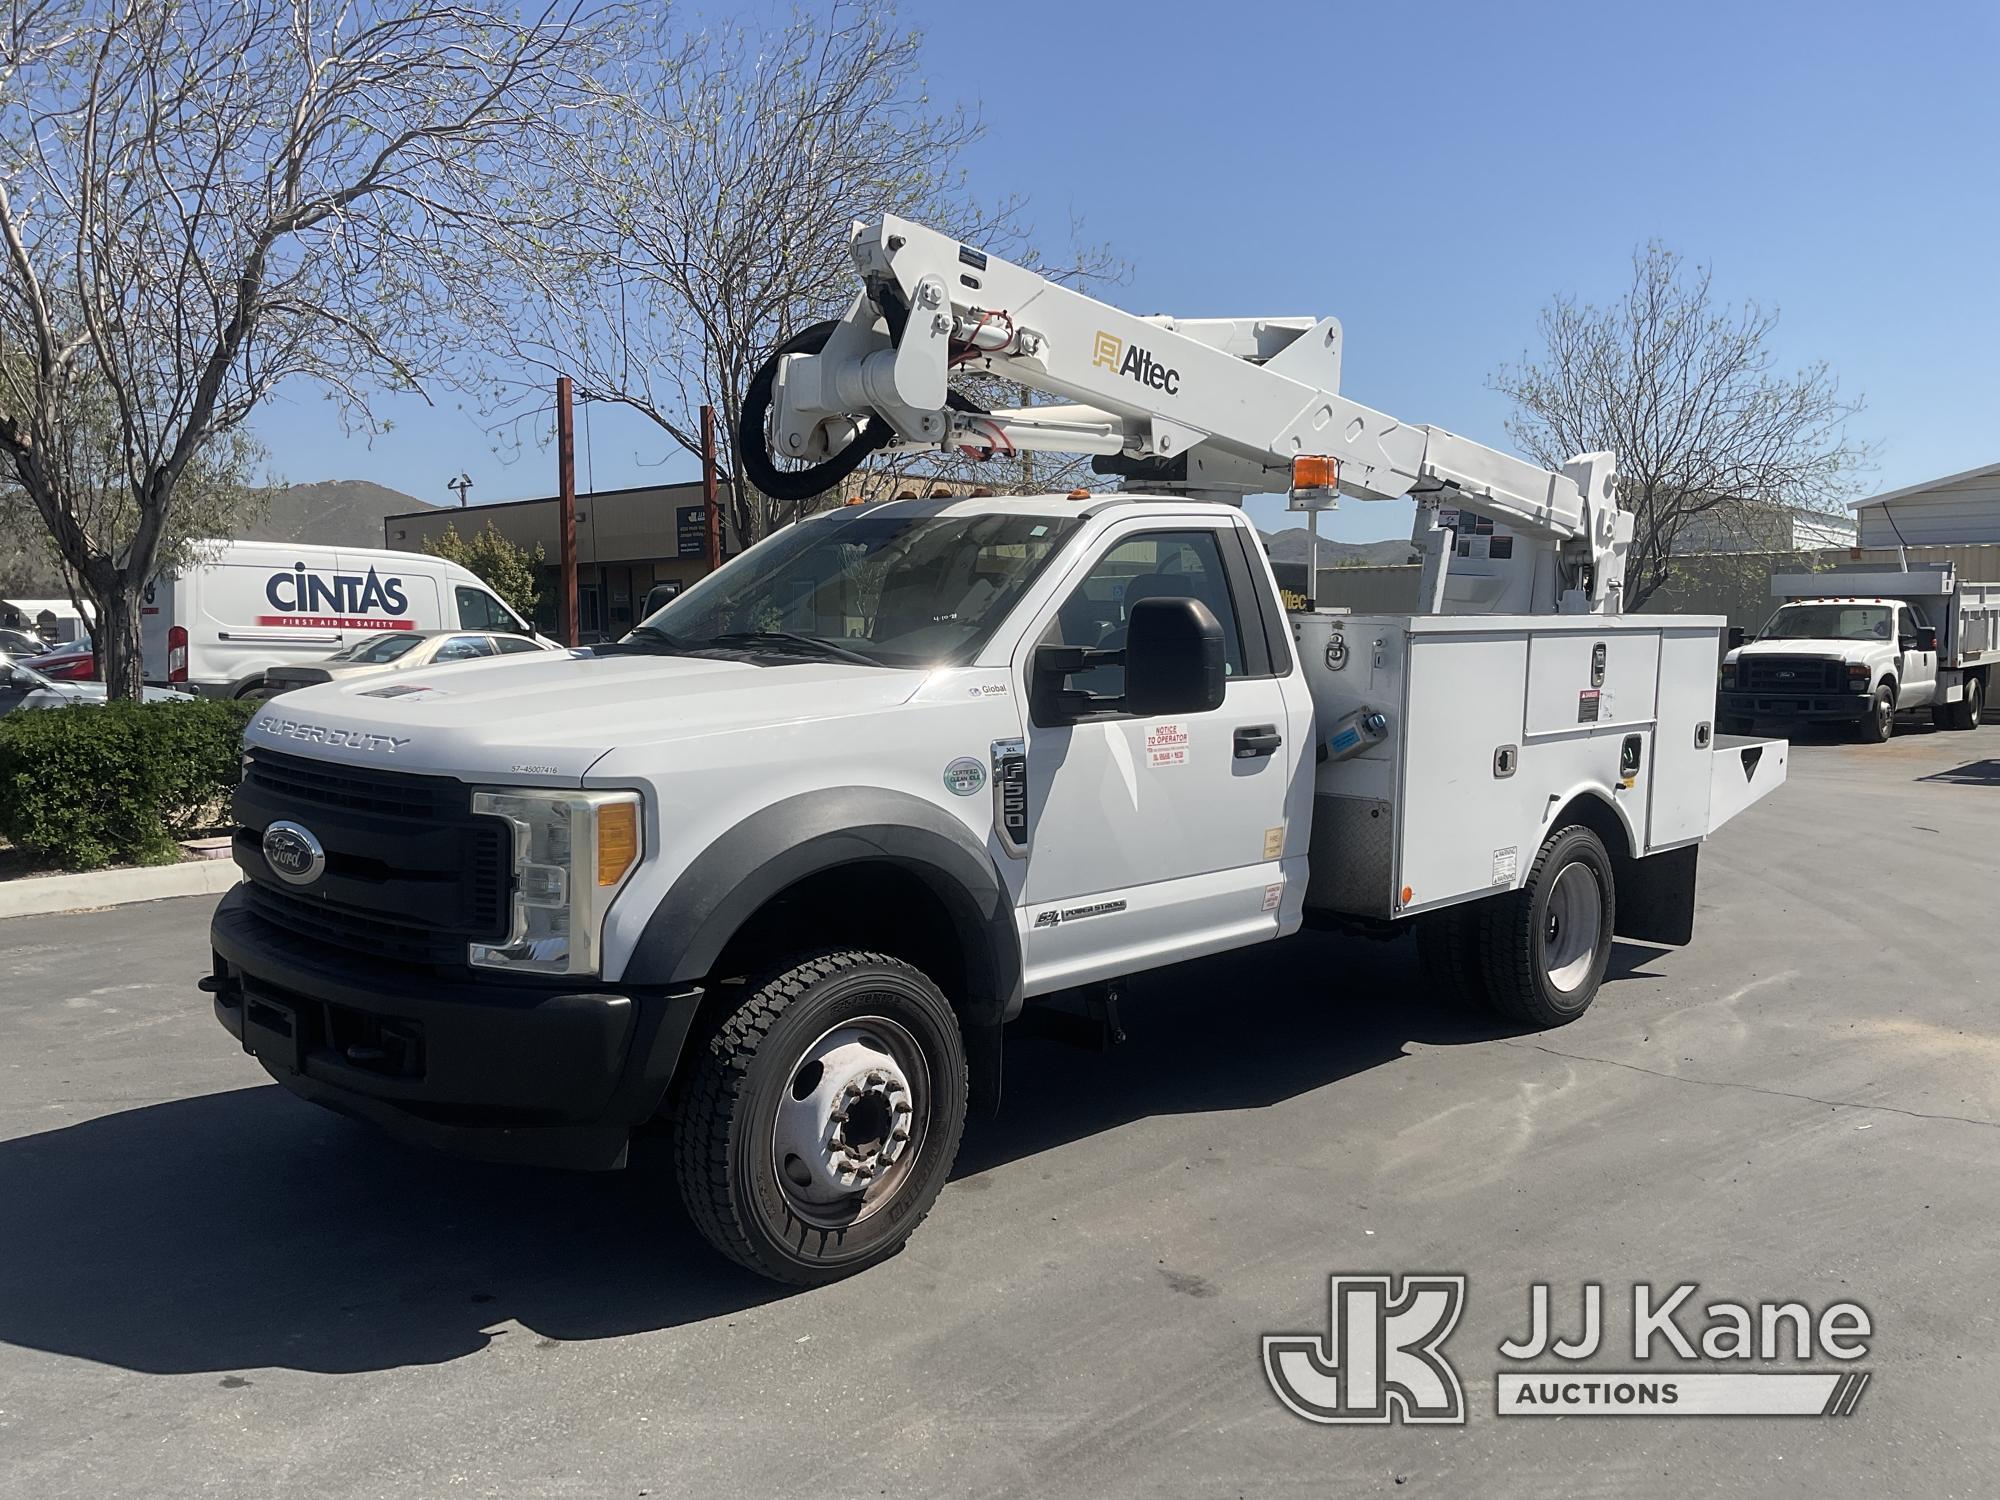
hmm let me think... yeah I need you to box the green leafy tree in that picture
[421,520,544,621]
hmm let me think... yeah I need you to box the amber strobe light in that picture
[1291,455,1338,492]
[597,801,640,887]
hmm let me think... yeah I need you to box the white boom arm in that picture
[765,215,1633,614]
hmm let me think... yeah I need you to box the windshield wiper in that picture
[706,631,884,668]
[596,624,693,655]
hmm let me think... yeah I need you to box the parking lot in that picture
[1,721,1997,1498]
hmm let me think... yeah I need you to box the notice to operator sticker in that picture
[1147,722,1190,767]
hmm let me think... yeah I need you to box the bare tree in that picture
[1492,243,1868,611]
[0,0,612,696]
[483,1,1118,548]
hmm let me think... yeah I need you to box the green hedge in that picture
[0,697,256,871]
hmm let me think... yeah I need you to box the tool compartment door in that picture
[1395,629,1536,909]
[1647,625,1722,849]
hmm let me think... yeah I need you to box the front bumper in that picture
[1719,688,1871,722]
[208,885,701,1169]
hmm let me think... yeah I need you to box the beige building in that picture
[385,481,727,641]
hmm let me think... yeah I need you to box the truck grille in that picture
[233,750,511,967]
[1741,656,1843,693]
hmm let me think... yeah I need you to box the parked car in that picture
[140,538,556,699]
[0,627,49,658]
[0,653,192,714]
[22,635,94,681]
[259,628,559,696]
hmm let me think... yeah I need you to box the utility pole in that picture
[701,404,721,573]
[557,376,579,646]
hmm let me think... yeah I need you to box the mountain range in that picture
[1257,527,1416,567]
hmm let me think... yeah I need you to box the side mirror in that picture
[1916,626,1939,653]
[1123,597,1226,718]
[1726,626,1746,649]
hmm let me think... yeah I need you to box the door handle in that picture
[1234,725,1283,759]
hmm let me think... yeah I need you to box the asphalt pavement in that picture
[2,720,1997,1497]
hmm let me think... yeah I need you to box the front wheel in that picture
[1858,684,1896,743]
[674,950,968,1285]
[1479,824,1616,1027]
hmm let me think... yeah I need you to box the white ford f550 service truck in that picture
[1719,563,1998,741]
[205,217,1786,1283]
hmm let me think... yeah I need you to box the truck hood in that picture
[243,649,925,783]
[1730,638,1887,666]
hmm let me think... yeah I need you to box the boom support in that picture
[759,215,1633,615]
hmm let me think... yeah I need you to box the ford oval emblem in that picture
[262,820,326,887]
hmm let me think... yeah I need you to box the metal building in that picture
[1851,462,2000,549]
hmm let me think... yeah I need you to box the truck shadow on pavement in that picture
[0,928,1634,1376]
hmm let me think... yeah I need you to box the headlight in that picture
[1846,663,1870,690]
[469,788,642,976]
[1719,662,1736,687]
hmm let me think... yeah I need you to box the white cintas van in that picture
[141,539,544,698]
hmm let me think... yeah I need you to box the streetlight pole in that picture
[447,472,473,508]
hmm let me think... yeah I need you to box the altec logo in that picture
[259,566,413,630]
[1091,329,1181,395]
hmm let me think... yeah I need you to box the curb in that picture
[0,859,242,920]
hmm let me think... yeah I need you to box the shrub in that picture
[0,697,255,871]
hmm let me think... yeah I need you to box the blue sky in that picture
[250,0,2000,542]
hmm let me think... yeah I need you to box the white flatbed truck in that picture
[203,217,1786,1283]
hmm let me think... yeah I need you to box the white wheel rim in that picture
[1543,863,1602,993]
[770,1017,927,1227]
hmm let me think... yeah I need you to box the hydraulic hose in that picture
[736,309,992,505]
[737,320,892,505]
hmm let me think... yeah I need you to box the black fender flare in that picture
[621,788,1023,1029]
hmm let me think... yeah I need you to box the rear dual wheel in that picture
[1416,824,1616,1028]
[1947,676,1984,731]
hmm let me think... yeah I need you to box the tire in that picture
[674,949,968,1285]
[1947,676,1983,731]
[1478,825,1616,1028]
[1416,901,1491,1011]
[1858,684,1896,743]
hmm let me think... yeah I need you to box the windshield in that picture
[631,507,1082,667]
[334,632,427,664]
[1760,604,1895,643]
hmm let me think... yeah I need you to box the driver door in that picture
[1012,517,1306,993]
[1899,605,1938,705]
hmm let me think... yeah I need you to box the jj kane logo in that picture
[1264,1276,1874,1424]
[1264,1275,1467,1424]
[1091,330,1181,395]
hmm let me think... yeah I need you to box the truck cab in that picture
[1720,597,1936,740]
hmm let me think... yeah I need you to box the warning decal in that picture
[1146,722,1190,767]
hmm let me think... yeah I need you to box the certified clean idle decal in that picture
[942,757,987,796]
